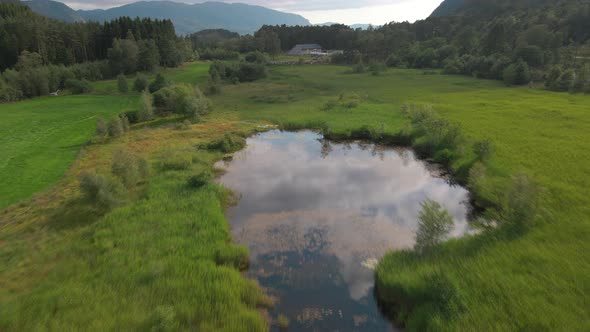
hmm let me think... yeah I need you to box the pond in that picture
[216,130,470,331]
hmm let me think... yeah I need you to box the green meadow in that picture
[1,62,589,330]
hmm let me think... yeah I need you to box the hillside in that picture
[22,0,310,35]
[22,0,84,22]
[430,0,572,17]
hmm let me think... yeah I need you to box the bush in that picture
[78,171,125,210]
[65,78,92,94]
[502,60,531,86]
[245,51,269,64]
[153,84,211,120]
[108,116,124,138]
[111,150,140,188]
[133,74,149,92]
[500,173,541,228]
[352,62,366,74]
[120,114,130,132]
[187,171,212,188]
[117,74,128,93]
[473,139,494,162]
[96,118,108,137]
[214,245,250,270]
[206,134,246,153]
[149,73,169,93]
[414,199,454,254]
[138,91,155,122]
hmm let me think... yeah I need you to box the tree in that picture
[254,30,281,55]
[138,39,160,72]
[15,51,43,71]
[133,74,149,92]
[473,139,494,161]
[149,73,169,93]
[108,38,139,74]
[111,149,139,188]
[117,74,128,93]
[138,91,154,122]
[108,116,124,138]
[503,60,531,86]
[96,118,108,137]
[414,199,454,254]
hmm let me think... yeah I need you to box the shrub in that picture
[138,91,155,122]
[153,84,211,120]
[414,199,454,254]
[120,115,130,132]
[369,62,386,76]
[111,150,140,188]
[236,63,267,82]
[352,62,366,74]
[245,51,269,64]
[206,134,246,153]
[108,116,124,138]
[117,74,128,93]
[78,171,125,210]
[502,60,531,86]
[214,245,250,270]
[133,74,149,92]
[96,118,108,137]
[187,171,212,188]
[473,139,495,162]
[149,73,169,93]
[65,78,92,94]
[138,157,151,179]
[501,173,541,228]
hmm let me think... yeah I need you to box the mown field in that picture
[1,62,589,331]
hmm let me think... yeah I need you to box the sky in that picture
[62,0,445,25]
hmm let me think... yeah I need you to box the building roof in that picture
[288,44,323,55]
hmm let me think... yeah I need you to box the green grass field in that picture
[1,62,589,330]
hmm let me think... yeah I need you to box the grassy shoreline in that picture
[1,62,589,330]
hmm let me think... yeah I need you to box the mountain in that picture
[430,0,557,17]
[21,0,310,35]
[22,0,84,22]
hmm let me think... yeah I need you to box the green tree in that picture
[414,199,454,254]
[108,116,124,138]
[138,91,155,122]
[503,60,531,86]
[149,73,169,93]
[117,74,128,93]
[108,38,139,74]
[133,74,149,92]
[15,51,43,71]
[138,39,160,72]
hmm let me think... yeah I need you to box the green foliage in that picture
[137,91,154,122]
[214,245,250,270]
[187,171,212,188]
[205,134,246,153]
[473,139,495,161]
[65,78,92,94]
[158,150,192,171]
[499,173,542,229]
[108,116,124,138]
[117,74,128,93]
[503,60,531,85]
[153,84,211,121]
[244,51,269,64]
[108,38,139,75]
[149,73,169,93]
[133,74,149,92]
[95,118,108,137]
[111,150,141,188]
[414,199,454,254]
[78,171,126,210]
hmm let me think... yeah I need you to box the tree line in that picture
[195,0,590,92]
[0,3,195,102]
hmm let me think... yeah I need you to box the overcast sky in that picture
[63,0,444,25]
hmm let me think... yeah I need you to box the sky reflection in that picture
[217,130,469,330]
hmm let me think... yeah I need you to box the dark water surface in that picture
[216,130,470,331]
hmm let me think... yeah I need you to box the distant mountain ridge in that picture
[430,0,557,17]
[20,0,311,34]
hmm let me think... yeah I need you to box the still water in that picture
[216,130,470,331]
